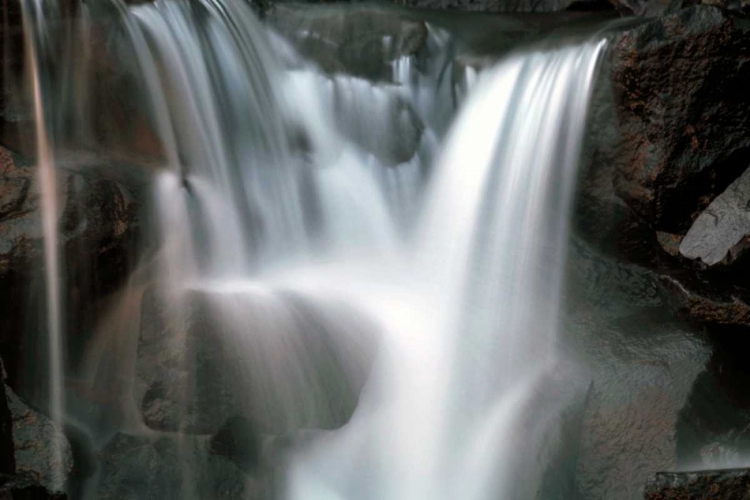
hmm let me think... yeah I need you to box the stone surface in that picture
[0,146,144,386]
[135,288,377,434]
[95,432,261,500]
[644,469,750,499]
[268,6,428,82]
[0,474,67,499]
[389,0,611,12]
[659,273,750,327]
[611,6,750,234]
[679,166,750,267]
[5,384,73,491]
[0,363,14,475]
[209,416,262,474]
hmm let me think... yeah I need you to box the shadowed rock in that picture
[644,469,750,499]
[0,474,67,499]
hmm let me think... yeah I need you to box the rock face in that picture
[268,6,427,83]
[389,0,610,12]
[644,469,750,499]
[135,288,377,434]
[679,166,750,267]
[0,145,144,386]
[4,383,73,491]
[0,357,70,499]
[95,433,258,500]
[611,6,750,234]
[0,474,67,499]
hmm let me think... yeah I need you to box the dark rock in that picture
[644,469,750,499]
[135,288,377,434]
[0,474,67,499]
[611,6,750,234]
[95,432,260,500]
[679,166,750,267]
[209,416,261,474]
[659,272,750,327]
[268,6,428,83]
[4,383,73,491]
[0,145,144,388]
[389,0,611,12]
[0,363,14,475]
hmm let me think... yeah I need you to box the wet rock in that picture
[644,469,750,499]
[209,416,262,474]
[0,365,14,476]
[95,432,261,500]
[679,167,750,267]
[610,6,750,234]
[4,383,73,491]
[0,146,144,386]
[390,0,611,12]
[0,474,67,499]
[268,6,428,82]
[135,288,377,434]
[659,272,750,327]
[329,75,424,165]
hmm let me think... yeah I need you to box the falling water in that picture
[18,0,610,497]
[20,0,65,488]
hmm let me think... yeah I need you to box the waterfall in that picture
[17,0,608,497]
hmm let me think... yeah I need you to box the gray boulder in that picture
[679,167,750,267]
[135,287,377,434]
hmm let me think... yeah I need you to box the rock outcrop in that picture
[135,287,377,434]
[0,145,144,386]
[679,166,750,267]
[644,469,750,499]
[611,6,750,235]
[95,433,257,500]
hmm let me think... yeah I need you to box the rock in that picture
[329,75,424,166]
[0,145,144,387]
[268,6,428,83]
[389,0,611,12]
[0,474,67,499]
[4,383,73,491]
[209,416,262,474]
[644,469,750,499]
[135,287,377,434]
[95,432,261,500]
[0,364,14,475]
[679,166,750,267]
[611,6,750,234]
[659,272,750,327]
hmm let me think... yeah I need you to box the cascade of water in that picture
[19,0,611,496]
[286,39,607,500]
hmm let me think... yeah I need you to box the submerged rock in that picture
[679,166,750,267]
[611,6,750,234]
[135,288,377,434]
[644,469,750,499]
